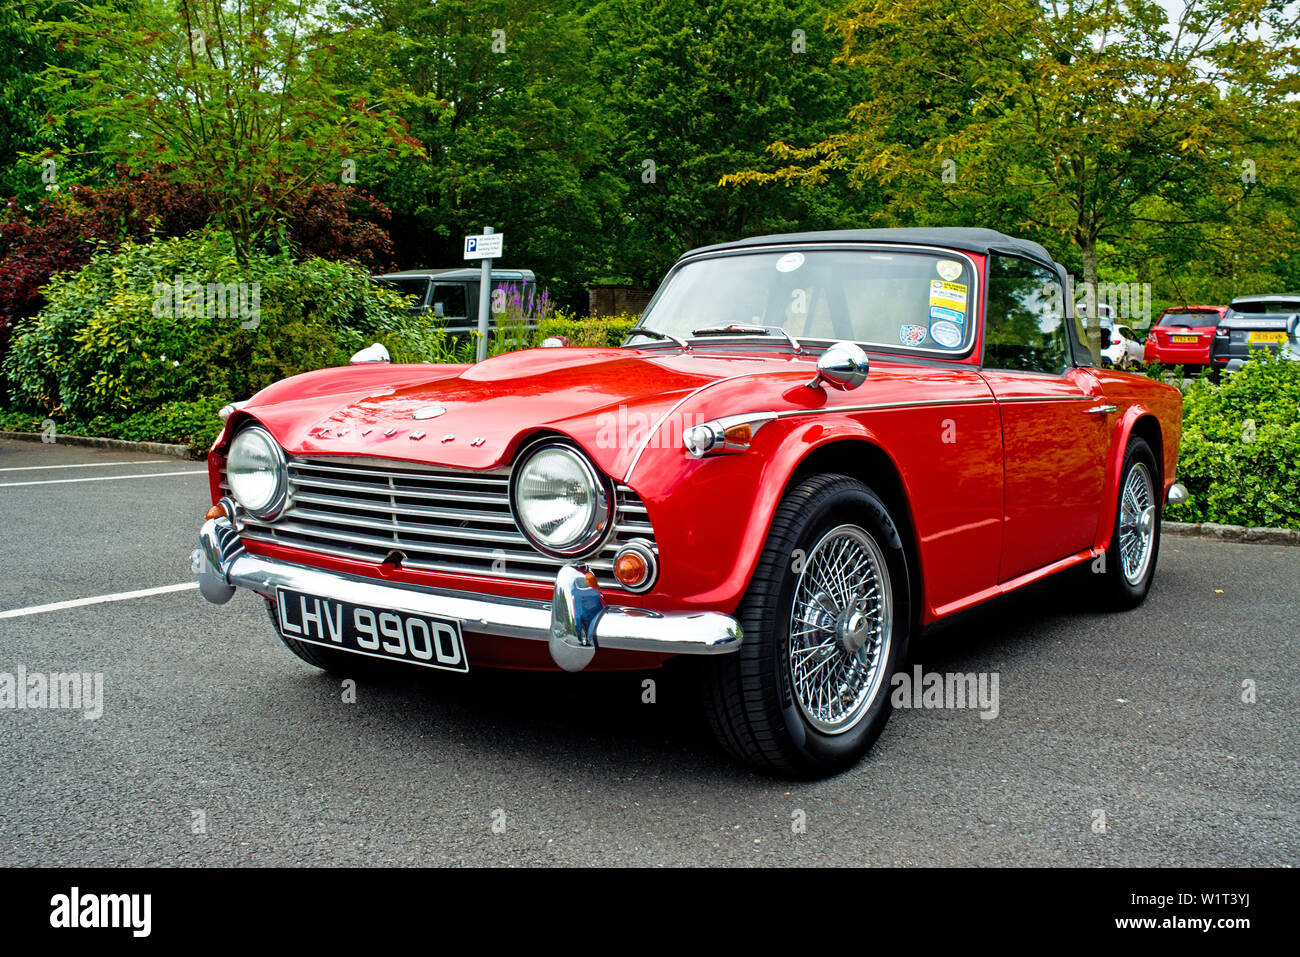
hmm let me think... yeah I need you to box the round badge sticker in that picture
[930,319,963,349]
[775,252,805,273]
[936,260,963,282]
[899,323,927,346]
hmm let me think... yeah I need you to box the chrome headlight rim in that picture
[226,424,288,521]
[509,440,612,559]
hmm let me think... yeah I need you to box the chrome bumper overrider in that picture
[193,516,742,672]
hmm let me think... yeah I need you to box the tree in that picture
[726,0,1300,352]
[0,0,138,203]
[37,0,424,261]
[590,0,871,285]
[326,0,624,306]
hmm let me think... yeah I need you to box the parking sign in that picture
[464,233,504,260]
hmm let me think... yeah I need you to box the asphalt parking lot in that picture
[0,435,1296,866]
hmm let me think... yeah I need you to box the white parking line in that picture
[0,583,199,619]
[0,470,205,488]
[0,459,170,473]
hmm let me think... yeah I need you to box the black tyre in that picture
[1093,437,1162,610]
[265,598,368,674]
[703,474,912,778]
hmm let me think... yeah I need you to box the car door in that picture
[979,255,1112,582]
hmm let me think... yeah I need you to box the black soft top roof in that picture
[685,227,1059,270]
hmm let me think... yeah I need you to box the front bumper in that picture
[193,514,742,672]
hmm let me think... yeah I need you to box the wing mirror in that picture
[1287,314,1299,339]
[350,343,390,365]
[807,342,869,391]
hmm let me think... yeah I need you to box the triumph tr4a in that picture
[194,227,1186,777]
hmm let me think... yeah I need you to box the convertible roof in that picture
[686,227,1060,269]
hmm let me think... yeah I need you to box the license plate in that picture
[274,587,468,672]
[1249,331,1286,344]
[1170,335,1198,344]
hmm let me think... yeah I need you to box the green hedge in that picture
[1166,353,1300,529]
[0,399,225,454]
[536,313,637,347]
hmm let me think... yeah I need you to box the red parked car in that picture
[194,227,1186,777]
[1143,305,1226,368]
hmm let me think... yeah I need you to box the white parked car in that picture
[1078,303,1144,369]
[1102,323,1145,369]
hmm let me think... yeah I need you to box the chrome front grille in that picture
[230,457,656,589]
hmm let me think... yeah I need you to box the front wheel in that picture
[703,474,912,777]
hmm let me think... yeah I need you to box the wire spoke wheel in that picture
[787,524,892,735]
[1118,461,1156,585]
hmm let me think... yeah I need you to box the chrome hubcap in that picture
[787,525,892,735]
[1119,462,1156,585]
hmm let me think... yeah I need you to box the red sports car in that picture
[1143,305,1226,368]
[194,227,1186,777]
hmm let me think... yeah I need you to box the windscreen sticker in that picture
[929,319,963,349]
[930,305,964,325]
[936,260,964,282]
[929,280,967,310]
[899,323,928,346]
[775,252,805,273]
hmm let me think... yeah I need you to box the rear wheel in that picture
[1094,437,1161,609]
[703,474,911,777]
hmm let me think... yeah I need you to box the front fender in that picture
[1094,396,1181,554]
[628,416,897,612]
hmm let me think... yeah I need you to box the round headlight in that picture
[511,444,609,555]
[226,426,287,518]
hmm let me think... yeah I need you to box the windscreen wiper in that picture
[691,324,802,353]
[626,326,690,351]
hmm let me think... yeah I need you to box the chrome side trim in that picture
[664,393,1099,436]
[996,394,1096,404]
[771,396,998,419]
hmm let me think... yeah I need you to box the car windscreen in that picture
[633,248,977,354]
[1157,311,1218,327]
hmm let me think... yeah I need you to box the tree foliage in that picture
[37,0,424,260]
[726,0,1300,338]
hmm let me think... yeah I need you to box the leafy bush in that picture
[3,229,414,420]
[536,312,638,347]
[1167,352,1300,529]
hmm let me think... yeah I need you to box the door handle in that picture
[1085,404,1117,414]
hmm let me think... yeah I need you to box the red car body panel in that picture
[1143,306,1226,366]
[207,246,1184,670]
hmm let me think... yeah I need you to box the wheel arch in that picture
[782,438,923,625]
[1096,408,1164,553]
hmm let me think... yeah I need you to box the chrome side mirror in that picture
[350,342,390,365]
[807,341,869,391]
